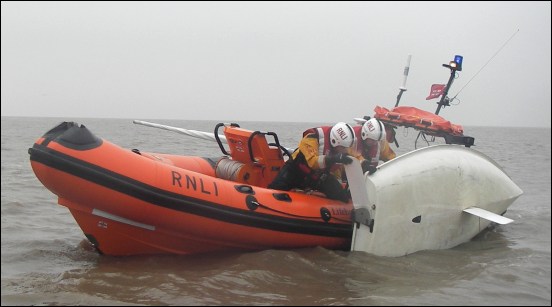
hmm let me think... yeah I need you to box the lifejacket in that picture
[353,126,380,168]
[270,126,352,192]
[297,126,343,177]
[385,125,396,144]
[302,126,333,156]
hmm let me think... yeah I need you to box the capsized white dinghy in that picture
[346,144,523,257]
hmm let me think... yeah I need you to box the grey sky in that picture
[1,1,550,127]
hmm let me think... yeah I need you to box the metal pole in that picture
[435,66,456,115]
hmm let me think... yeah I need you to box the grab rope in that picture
[252,199,351,223]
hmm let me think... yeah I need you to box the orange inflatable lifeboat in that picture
[29,122,353,256]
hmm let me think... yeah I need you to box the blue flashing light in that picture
[454,55,463,71]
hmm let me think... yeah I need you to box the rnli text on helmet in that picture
[367,122,376,132]
[337,127,348,140]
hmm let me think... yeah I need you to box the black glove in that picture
[325,153,353,166]
[361,160,377,175]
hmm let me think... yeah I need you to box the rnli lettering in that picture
[235,140,245,153]
[171,171,218,196]
[331,207,351,216]
[172,171,182,187]
[230,139,245,152]
[367,122,375,132]
[186,175,196,190]
[337,127,347,140]
[200,178,210,194]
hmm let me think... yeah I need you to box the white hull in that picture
[349,145,523,257]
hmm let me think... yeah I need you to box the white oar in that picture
[133,120,227,143]
[134,120,295,155]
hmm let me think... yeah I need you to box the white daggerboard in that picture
[463,207,513,224]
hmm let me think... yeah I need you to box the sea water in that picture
[1,116,550,305]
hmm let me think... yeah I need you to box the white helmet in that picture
[361,118,386,141]
[330,122,355,148]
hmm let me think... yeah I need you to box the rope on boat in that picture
[215,158,244,181]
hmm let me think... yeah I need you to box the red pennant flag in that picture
[426,84,446,100]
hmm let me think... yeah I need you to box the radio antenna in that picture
[452,29,519,99]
